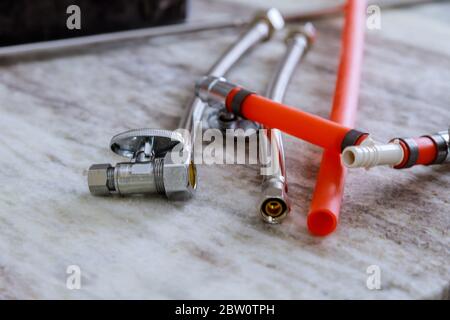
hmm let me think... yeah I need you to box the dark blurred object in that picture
[0,0,188,46]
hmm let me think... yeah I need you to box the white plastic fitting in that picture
[341,137,404,169]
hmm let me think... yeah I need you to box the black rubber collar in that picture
[341,129,368,152]
[230,89,254,118]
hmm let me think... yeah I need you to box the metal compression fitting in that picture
[258,23,316,224]
[342,129,450,169]
[195,76,367,152]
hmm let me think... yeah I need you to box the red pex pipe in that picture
[307,0,367,236]
[395,136,438,169]
[414,137,437,165]
[225,88,353,151]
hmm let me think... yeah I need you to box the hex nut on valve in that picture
[162,151,197,201]
[88,163,114,196]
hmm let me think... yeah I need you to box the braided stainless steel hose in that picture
[259,24,316,224]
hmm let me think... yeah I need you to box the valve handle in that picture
[110,128,184,159]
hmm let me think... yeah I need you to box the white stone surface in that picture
[0,0,448,299]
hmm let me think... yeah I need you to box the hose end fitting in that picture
[258,178,290,224]
[252,8,285,40]
[286,22,317,48]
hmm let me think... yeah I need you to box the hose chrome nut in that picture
[286,22,317,47]
[253,8,285,40]
[87,128,196,200]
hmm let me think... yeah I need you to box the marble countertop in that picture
[0,0,448,299]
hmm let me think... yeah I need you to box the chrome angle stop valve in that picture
[88,129,197,200]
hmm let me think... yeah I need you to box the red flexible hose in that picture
[307,0,367,236]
